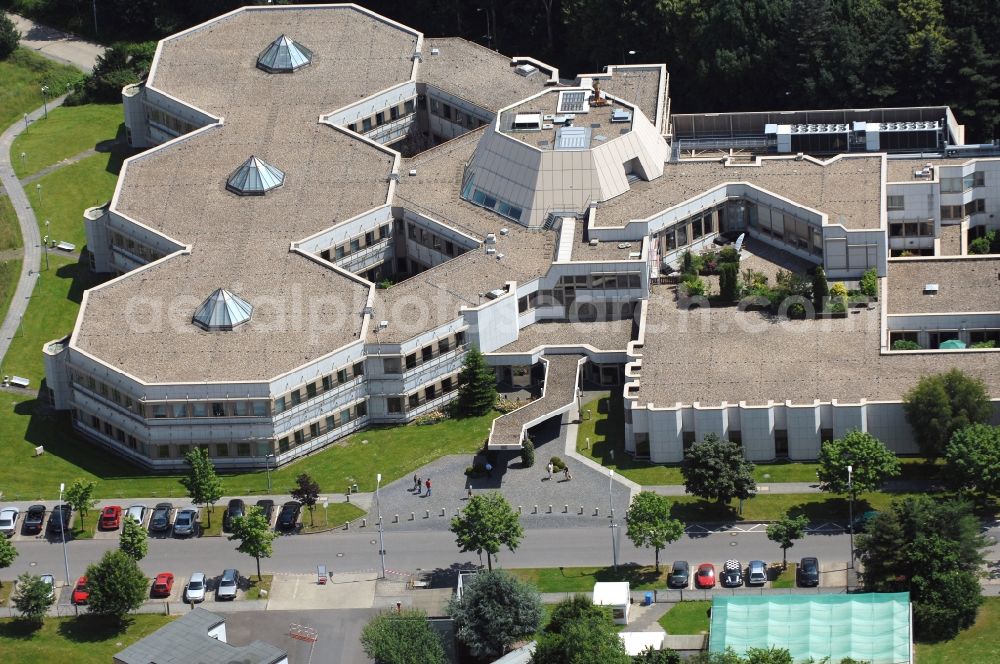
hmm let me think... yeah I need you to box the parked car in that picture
[797,557,820,587]
[71,576,89,605]
[173,509,198,537]
[184,572,206,603]
[40,574,56,601]
[255,499,275,523]
[694,563,716,589]
[151,572,175,597]
[277,501,301,531]
[100,505,122,530]
[747,560,768,586]
[23,504,46,534]
[668,561,690,588]
[721,559,743,587]
[125,504,148,525]
[216,568,239,600]
[47,504,72,535]
[223,499,245,532]
[0,507,19,538]
[150,503,174,532]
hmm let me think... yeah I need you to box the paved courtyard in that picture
[369,413,631,532]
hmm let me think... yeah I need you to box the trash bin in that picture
[644,591,654,606]
[352,483,359,493]
[317,565,327,585]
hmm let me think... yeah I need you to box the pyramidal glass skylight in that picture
[192,289,253,331]
[226,156,285,196]
[257,35,313,73]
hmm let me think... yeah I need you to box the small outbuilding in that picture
[592,581,631,625]
[620,630,665,656]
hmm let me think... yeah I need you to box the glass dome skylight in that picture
[226,156,285,196]
[256,35,313,73]
[192,289,253,331]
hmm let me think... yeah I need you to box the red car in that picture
[100,505,122,530]
[71,576,89,605]
[695,563,716,589]
[151,572,174,597]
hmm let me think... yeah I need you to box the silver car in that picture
[0,507,18,538]
[40,573,55,601]
[184,572,206,603]
[216,568,239,600]
[747,560,768,586]
[125,504,147,525]
[172,509,198,537]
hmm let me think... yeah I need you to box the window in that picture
[171,403,187,418]
[940,205,963,219]
[178,444,190,457]
[963,172,985,189]
[887,195,904,211]
[353,362,364,377]
[306,382,318,398]
[234,401,249,417]
[237,443,251,456]
[326,415,336,430]
[387,397,403,413]
[322,376,333,391]
[337,368,349,384]
[408,394,420,408]
[675,224,688,247]
[376,111,385,126]
[390,106,399,121]
[341,408,351,424]
[438,338,450,353]
[940,177,962,193]
[379,224,390,239]
[442,103,452,119]
[455,330,466,346]
[422,346,433,361]
[775,430,789,458]
[682,431,696,452]
[216,443,229,457]
[253,401,267,417]
[361,117,372,132]
[158,445,170,459]
[820,429,834,443]
[350,239,360,252]
[290,390,302,406]
[347,123,356,132]
[293,430,305,445]
[425,386,436,401]
[310,422,320,438]
[405,353,417,369]
[404,99,415,114]
[151,404,167,418]
[335,245,345,259]
[442,377,453,392]
[357,401,367,417]
[212,402,226,417]
[691,217,703,240]
[965,198,985,216]
[273,396,287,414]
[365,231,375,245]
[279,437,290,452]
[383,357,401,374]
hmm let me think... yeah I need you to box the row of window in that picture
[940,172,986,193]
[146,105,200,137]
[406,220,466,257]
[386,372,461,413]
[750,205,823,256]
[657,209,717,253]
[556,273,643,290]
[347,99,416,134]
[941,199,985,220]
[890,329,1000,348]
[320,224,391,262]
[889,220,934,238]
[111,232,165,264]
[277,400,368,452]
[273,361,365,414]
[381,331,466,374]
[428,97,488,131]
[467,188,524,223]
[78,410,140,450]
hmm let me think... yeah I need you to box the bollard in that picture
[579,506,584,514]
[362,518,367,528]
[533,505,538,514]
[455,508,460,516]
[610,508,615,518]
[410,512,415,521]
[547,505,552,513]
[393,514,399,523]
[564,504,568,513]
[594,507,600,516]
[518,505,522,514]
[344,521,349,530]
[440,508,445,516]
[425,509,430,519]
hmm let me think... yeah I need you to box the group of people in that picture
[546,462,572,481]
[411,475,432,497]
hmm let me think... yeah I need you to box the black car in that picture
[47,504,72,535]
[721,559,743,588]
[223,499,246,532]
[797,557,820,587]
[24,504,46,534]
[668,561,690,588]
[150,502,174,532]
[255,499,275,523]
[277,501,301,531]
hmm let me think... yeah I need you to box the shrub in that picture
[681,250,695,275]
[0,11,19,59]
[681,274,705,297]
[812,267,829,311]
[892,339,921,351]
[719,246,739,264]
[971,340,996,349]
[828,296,847,314]
[521,438,535,467]
[414,410,447,425]
[718,261,740,301]
[549,456,566,471]
[830,282,848,297]
[465,463,488,476]
[495,396,524,413]
[968,237,991,255]
[741,268,767,290]
[859,268,878,297]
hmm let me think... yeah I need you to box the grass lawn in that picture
[33,150,121,250]
[11,104,124,178]
[198,507,224,537]
[0,614,174,664]
[508,565,669,593]
[771,564,795,588]
[658,600,712,634]
[0,393,498,500]
[577,393,940,486]
[915,597,1000,664]
[0,582,12,606]
[0,49,81,133]
[300,503,366,532]
[0,257,22,325]
[0,194,25,251]
[667,491,912,523]
[244,574,273,601]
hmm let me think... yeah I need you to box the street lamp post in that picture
[43,220,50,270]
[376,473,386,579]
[847,464,855,569]
[58,482,70,588]
[41,85,49,119]
[265,453,274,492]
[36,183,42,208]
[609,469,618,571]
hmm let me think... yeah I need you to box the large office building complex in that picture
[44,4,999,470]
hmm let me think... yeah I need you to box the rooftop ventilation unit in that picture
[589,238,599,246]
[512,113,542,131]
[795,152,804,160]
[256,35,313,73]
[485,233,496,244]
[515,63,537,76]
[499,227,509,235]
[430,47,440,56]
[611,108,633,123]
[378,320,389,330]
[923,283,939,294]
[486,247,497,255]
[408,169,417,176]
[485,288,505,299]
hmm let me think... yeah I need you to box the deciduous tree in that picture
[64,479,96,528]
[119,515,148,561]
[766,514,809,569]
[447,570,542,658]
[181,447,223,527]
[903,369,992,458]
[817,430,901,494]
[624,491,685,572]
[531,595,631,664]
[360,608,446,664]
[12,573,53,623]
[0,536,18,586]
[291,473,321,526]
[85,549,149,622]
[945,424,1000,496]
[457,346,497,416]
[229,506,277,581]
[0,10,20,59]
[450,492,523,571]
[681,434,757,505]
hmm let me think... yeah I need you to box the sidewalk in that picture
[10,13,104,72]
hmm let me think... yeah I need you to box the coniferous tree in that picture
[457,346,497,416]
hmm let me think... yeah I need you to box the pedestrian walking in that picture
[564,467,572,481]
[412,475,419,492]
[467,487,473,500]
[547,462,554,480]
[416,477,422,495]
[426,478,432,497]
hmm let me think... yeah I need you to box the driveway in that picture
[10,13,104,72]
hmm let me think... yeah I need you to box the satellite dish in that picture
[735,233,746,254]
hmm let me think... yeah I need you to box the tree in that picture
[360,608,446,664]
[745,647,793,664]
[817,430,901,494]
[0,10,20,59]
[12,573,54,622]
[119,515,148,561]
[532,595,631,664]
[457,346,497,416]
[180,446,223,527]
[521,437,535,467]
[229,506,277,581]
[681,434,757,505]
[447,570,542,658]
[634,647,681,663]
[812,267,828,311]
[766,514,809,569]
[85,549,148,622]
[903,369,992,458]
[450,492,523,571]
[944,424,1000,496]
[0,536,18,586]
[291,473,321,526]
[856,495,987,641]
[624,491,685,572]
[64,479,96,528]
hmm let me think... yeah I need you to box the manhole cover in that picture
[336,552,344,557]
[29,561,37,566]
[370,540,377,545]
[729,541,738,546]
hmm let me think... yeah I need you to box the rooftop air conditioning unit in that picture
[923,283,939,294]
[542,123,554,130]
[486,247,497,255]
[486,288,505,299]
[589,238,599,246]
[499,227,509,235]
[430,47,440,56]
[795,152,804,160]
[408,169,417,176]
[378,320,389,330]
[485,233,496,244]
[515,63,537,77]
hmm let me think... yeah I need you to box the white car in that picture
[0,507,18,538]
[184,572,206,603]
[125,504,148,525]
[39,574,55,601]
